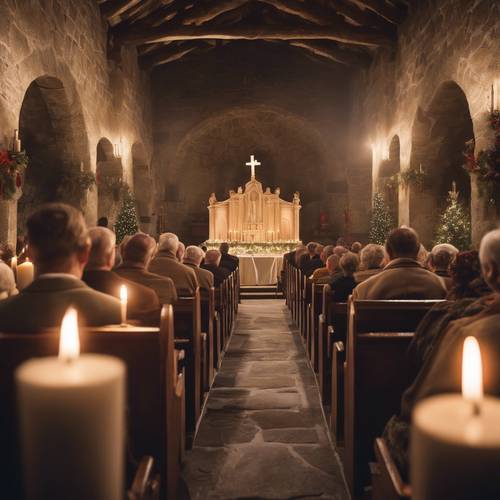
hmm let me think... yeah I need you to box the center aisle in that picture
[183,300,349,500]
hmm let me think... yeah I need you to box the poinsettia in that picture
[0,149,15,167]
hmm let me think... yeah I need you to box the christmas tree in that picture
[434,184,471,250]
[114,189,139,243]
[369,192,394,245]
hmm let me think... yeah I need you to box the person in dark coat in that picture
[329,251,359,302]
[219,242,239,272]
[202,249,230,287]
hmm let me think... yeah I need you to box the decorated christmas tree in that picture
[114,189,139,243]
[369,192,394,245]
[434,183,471,250]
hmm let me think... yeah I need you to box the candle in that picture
[411,336,500,499]
[120,284,127,326]
[10,255,17,279]
[17,258,34,291]
[16,309,125,500]
[13,129,21,153]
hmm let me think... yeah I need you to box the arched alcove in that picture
[378,135,401,225]
[17,75,90,235]
[96,137,123,227]
[409,81,474,245]
[167,106,337,243]
[132,142,154,233]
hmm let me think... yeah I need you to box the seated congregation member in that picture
[333,245,349,257]
[314,254,341,284]
[383,230,500,480]
[330,252,359,302]
[149,232,198,296]
[354,243,386,283]
[176,241,186,262]
[115,233,177,305]
[428,243,459,289]
[301,242,323,277]
[82,227,160,323]
[294,245,308,268]
[183,245,214,290]
[202,249,230,287]
[353,227,447,300]
[0,203,120,332]
[311,245,334,281]
[219,242,239,272]
[351,241,363,254]
[0,260,18,300]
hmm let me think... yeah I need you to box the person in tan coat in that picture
[353,227,447,300]
[183,245,214,291]
[149,232,198,296]
[115,233,178,305]
[354,243,386,283]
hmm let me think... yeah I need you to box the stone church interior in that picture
[0,0,499,499]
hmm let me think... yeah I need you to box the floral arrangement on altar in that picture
[205,240,300,255]
[0,148,28,200]
[463,110,500,204]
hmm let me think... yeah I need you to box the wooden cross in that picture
[246,155,261,179]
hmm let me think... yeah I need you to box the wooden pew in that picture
[309,282,325,372]
[200,287,216,392]
[303,278,313,356]
[344,298,443,497]
[0,306,183,500]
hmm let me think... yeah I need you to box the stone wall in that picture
[152,41,364,244]
[0,0,153,245]
[355,0,500,245]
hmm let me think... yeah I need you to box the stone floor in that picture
[182,300,349,500]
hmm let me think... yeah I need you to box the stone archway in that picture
[17,75,90,237]
[409,81,474,246]
[132,142,154,234]
[96,137,123,227]
[378,135,401,225]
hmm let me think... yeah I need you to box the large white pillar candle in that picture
[16,308,126,500]
[411,337,500,499]
[16,258,34,290]
[120,284,127,326]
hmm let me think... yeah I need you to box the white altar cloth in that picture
[238,254,283,286]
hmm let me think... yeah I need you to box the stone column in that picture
[0,198,19,247]
[208,205,215,241]
[471,176,498,247]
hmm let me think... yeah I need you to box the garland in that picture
[0,149,28,200]
[463,110,500,204]
[98,175,127,201]
[205,240,299,255]
[54,169,96,199]
[385,166,426,191]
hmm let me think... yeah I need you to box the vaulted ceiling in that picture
[99,0,410,69]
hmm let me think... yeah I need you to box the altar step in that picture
[240,285,283,300]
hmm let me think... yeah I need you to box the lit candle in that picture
[16,257,34,290]
[411,336,500,499]
[10,255,17,279]
[16,308,125,500]
[13,129,21,153]
[120,284,127,326]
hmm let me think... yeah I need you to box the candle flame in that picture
[120,284,127,303]
[462,336,483,403]
[59,308,80,362]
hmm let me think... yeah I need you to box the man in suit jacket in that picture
[219,242,239,272]
[353,227,447,300]
[202,249,230,287]
[0,203,121,332]
[183,245,214,290]
[115,233,178,305]
[82,227,160,324]
[149,232,198,296]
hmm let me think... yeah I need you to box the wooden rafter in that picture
[288,39,371,66]
[257,0,340,26]
[140,41,215,68]
[181,0,250,26]
[326,0,394,30]
[101,0,142,19]
[351,0,406,24]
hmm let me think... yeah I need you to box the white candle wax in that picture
[16,259,34,290]
[16,354,126,500]
[120,284,127,326]
[411,395,500,500]
[11,255,17,278]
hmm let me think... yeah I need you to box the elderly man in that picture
[115,233,177,305]
[0,204,120,332]
[176,241,186,262]
[330,252,359,302]
[353,227,447,300]
[383,229,499,479]
[311,245,335,282]
[83,227,160,324]
[302,242,324,277]
[149,232,198,296]
[351,241,363,254]
[354,244,386,283]
[219,242,239,272]
[201,249,230,287]
[428,243,459,289]
[314,254,342,284]
[184,245,214,290]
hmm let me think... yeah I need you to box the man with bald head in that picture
[353,227,446,300]
[115,233,177,305]
[149,232,198,296]
[183,245,214,290]
[83,227,160,324]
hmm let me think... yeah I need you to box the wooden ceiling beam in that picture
[140,42,200,68]
[257,0,340,26]
[351,0,406,24]
[101,0,141,19]
[181,0,250,26]
[326,0,394,30]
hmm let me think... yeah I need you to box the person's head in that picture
[176,241,185,262]
[86,227,116,271]
[205,249,222,266]
[333,245,349,257]
[385,227,420,261]
[306,242,318,256]
[27,203,90,277]
[326,254,340,275]
[479,229,500,293]
[184,245,205,267]
[321,245,334,264]
[97,216,108,228]
[122,233,157,267]
[429,243,459,272]
[359,244,386,270]
[351,241,363,254]
[219,242,230,254]
[336,237,347,247]
[448,251,483,298]
[294,245,307,266]
[340,252,359,277]
[158,232,179,254]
